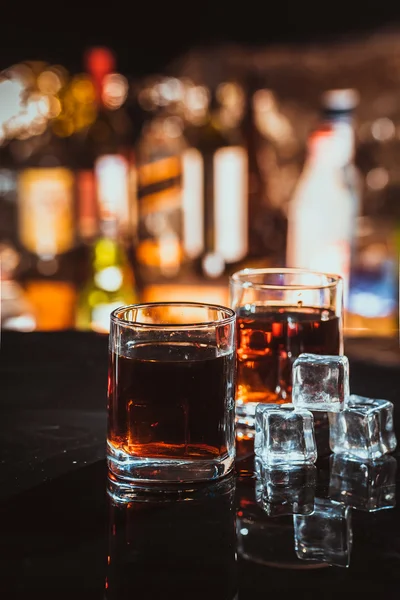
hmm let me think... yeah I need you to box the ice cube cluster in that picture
[255,352,397,468]
[252,352,397,569]
[254,354,397,566]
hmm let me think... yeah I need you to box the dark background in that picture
[1,3,400,75]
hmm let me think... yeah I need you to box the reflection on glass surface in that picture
[105,473,237,599]
[255,463,316,517]
[329,454,397,512]
[294,498,352,568]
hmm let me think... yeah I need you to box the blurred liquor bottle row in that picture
[0,48,398,336]
[0,49,135,332]
[0,49,280,332]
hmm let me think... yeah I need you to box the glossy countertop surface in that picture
[1,331,400,598]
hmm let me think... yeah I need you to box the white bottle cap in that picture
[321,88,360,112]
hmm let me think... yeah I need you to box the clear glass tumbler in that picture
[229,268,343,431]
[107,302,236,483]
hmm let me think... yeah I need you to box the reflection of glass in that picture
[294,498,352,568]
[329,454,397,512]
[105,475,237,600]
[107,302,236,484]
[229,269,343,433]
[255,463,316,517]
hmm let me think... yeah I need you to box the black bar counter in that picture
[1,332,400,598]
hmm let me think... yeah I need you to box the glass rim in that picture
[230,268,343,291]
[110,301,236,329]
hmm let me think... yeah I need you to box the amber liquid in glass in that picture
[108,343,235,461]
[236,306,340,407]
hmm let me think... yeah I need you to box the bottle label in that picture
[138,156,181,188]
[18,168,74,256]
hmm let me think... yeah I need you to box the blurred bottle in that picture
[320,89,363,262]
[135,114,186,289]
[75,180,138,333]
[191,86,248,280]
[71,47,139,324]
[286,126,354,305]
[0,62,84,330]
[75,47,136,251]
[248,87,298,265]
[17,160,79,330]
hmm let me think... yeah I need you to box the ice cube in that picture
[294,498,352,568]
[292,353,349,412]
[329,395,397,460]
[255,464,316,517]
[255,404,317,466]
[329,454,397,512]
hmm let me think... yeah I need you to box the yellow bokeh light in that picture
[102,73,128,110]
[52,117,74,137]
[50,65,69,87]
[138,87,155,111]
[217,81,245,108]
[71,75,96,104]
[0,62,74,141]
[38,70,62,95]
[74,105,97,130]
[47,96,62,118]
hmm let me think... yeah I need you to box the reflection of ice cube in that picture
[329,454,397,512]
[292,353,349,412]
[329,395,397,460]
[237,513,297,567]
[255,464,316,517]
[255,404,317,466]
[294,498,352,568]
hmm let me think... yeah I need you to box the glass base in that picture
[107,469,236,504]
[107,441,234,485]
